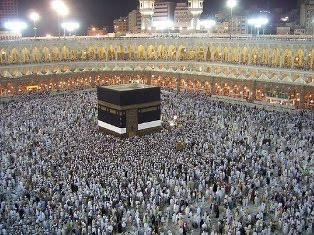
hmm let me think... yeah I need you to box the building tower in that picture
[0,0,18,27]
[188,0,204,31]
[300,0,314,34]
[138,0,155,32]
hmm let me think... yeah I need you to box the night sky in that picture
[18,0,298,36]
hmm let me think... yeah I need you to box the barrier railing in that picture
[210,95,297,112]
[1,33,314,43]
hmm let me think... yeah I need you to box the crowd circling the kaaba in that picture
[0,90,313,234]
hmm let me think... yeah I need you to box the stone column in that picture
[279,50,283,68]
[210,77,215,95]
[175,73,179,92]
[147,71,152,85]
[105,50,108,61]
[299,85,305,108]
[251,80,257,101]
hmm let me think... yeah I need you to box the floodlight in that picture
[4,21,27,33]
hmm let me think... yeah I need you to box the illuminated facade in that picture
[87,26,107,36]
[0,37,313,108]
[113,17,128,35]
[174,2,193,30]
[128,9,142,33]
[153,1,176,23]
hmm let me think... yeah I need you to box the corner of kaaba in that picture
[97,84,162,137]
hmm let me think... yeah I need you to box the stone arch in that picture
[61,46,70,61]
[168,45,176,60]
[108,45,115,60]
[206,47,212,61]
[222,47,229,62]
[187,79,194,90]
[178,45,187,60]
[117,45,124,60]
[198,47,205,61]
[214,46,222,61]
[98,46,106,59]
[261,48,268,65]
[70,49,78,61]
[87,46,96,60]
[42,47,51,62]
[137,45,145,59]
[151,75,159,86]
[161,77,171,88]
[241,47,249,64]
[0,49,8,64]
[21,48,30,63]
[188,47,197,60]
[79,49,87,60]
[179,78,186,90]
[271,48,280,67]
[251,47,259,64]
[307,49,314,69]
[157,45,166,59]
[128,45,135,59]
[52,47,60,61]
[283,49,292,68]
[203,80,210,91]
[294,49,304,68]
[31,47,41,63]
[169,77,177,89]
[231,47,238,63]
[194,79,202,90]
[10,48,19,63]
[147,45,155,60]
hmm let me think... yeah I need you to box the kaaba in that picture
[97,84,162,137]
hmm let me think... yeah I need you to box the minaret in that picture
[188,0,204,31]
[138,0,155,32]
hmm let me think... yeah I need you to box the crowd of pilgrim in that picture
[0,90,313,234]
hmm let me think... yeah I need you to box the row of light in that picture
[226,0,237,9]
[200,20,216,29]
[149,19,216,31]
[225,0,269,36]
[4,0,79,38]
[152,20,174,30]
[153,0,291,34]
[4,0,271,37]
[248,18,269,28]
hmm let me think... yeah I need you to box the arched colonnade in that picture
[1,39,313,70]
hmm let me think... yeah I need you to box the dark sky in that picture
[18,0,298,36]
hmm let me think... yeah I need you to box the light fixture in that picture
[29,12,40,22]
[61,22,80,36]
[248,17,268,35]
[4,21,27,33]
[29,12,40,38]
[153,20,174,31]
[226,0,237,38]
[200,19,216,29]
[51,0,69,38]
[226,0,237,9]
